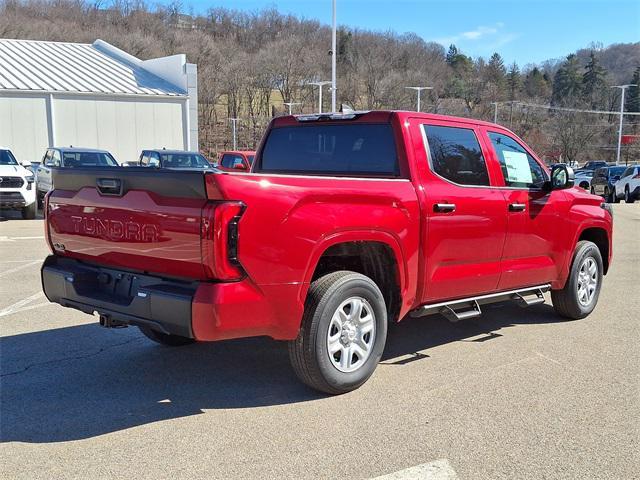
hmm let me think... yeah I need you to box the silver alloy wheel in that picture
[327,296,376,373]
[576,257,598,307]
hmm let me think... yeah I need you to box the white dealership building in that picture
[0,38,198,164]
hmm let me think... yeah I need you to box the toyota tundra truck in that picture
[41,111,613,394]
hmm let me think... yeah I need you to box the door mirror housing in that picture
[547,164,575,190]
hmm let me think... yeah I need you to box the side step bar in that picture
[410,284,551,322]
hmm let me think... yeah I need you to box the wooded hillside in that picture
[1,0,639,163]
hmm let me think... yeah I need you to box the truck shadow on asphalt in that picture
[2,302,566,443]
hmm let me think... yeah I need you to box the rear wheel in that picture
[604,187,612,203]
[288,271,387,394]
[139,326,195,346]
[21,202,36,219]
[612,188,620,203]
[551,240,603,319]
[625,186,635,204]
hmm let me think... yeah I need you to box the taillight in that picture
[44,191,54,254]
[201,201,246,281]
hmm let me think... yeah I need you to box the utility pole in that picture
[490,102,499,123]
[405,86,433,112]
[229,118,239,150]
[309,81,332,113]
[331,0,337,112]
[283,102,301,115]
[612,85,636,165]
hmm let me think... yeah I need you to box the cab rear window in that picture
[258,124,399,176]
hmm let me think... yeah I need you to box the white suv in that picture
[0,148,37,219]
[614,165,640,204]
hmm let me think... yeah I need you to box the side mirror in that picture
[233,163,247,170]
[548,164,575,190]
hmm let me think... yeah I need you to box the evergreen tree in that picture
[552,54,582,105]
[524,67,550,99]
[446,44,459,66]
[626,66,640,113]
[507,62,521,101]
[582,51,607,108]
[486,52,507,85]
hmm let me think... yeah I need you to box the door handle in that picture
[509,203,526,212]
[434,203,456,213]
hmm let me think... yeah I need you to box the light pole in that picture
[612,84,636,165]
[229,118,239,150]
[283,102,302,115]
[309,81,332,113]
[331,0,337,112]
[405,86,432,112]
[490,102,499,123]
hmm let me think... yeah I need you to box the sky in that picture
[176,0,639,66]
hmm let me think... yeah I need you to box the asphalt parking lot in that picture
[1,204,638,480]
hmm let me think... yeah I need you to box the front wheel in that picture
[288,271,387,394]
[625,187,636,204]
[612,188,620,203]
[551,241,603,319]
[139,326,195,346]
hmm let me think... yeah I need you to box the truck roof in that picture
[143,149,202,155]
[271,110,506,130]
[53,147,112,154]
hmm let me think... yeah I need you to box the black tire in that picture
[590,186,596,195]
[612,188,620,203]
[551,240,603,320]
[21,202,37,220]
[139,326,195,346]
[288,271,387,395]
[625,187,635,204]
[604,187,611,203]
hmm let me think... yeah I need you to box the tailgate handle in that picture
[96,178,123,196]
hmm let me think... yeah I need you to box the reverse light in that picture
[201,201,246,281]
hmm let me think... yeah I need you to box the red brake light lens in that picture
[201,201,246,281]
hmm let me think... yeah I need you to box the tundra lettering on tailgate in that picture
[70,215,160,242]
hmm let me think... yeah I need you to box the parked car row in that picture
[590,165,639,203]
[32,147,256,206]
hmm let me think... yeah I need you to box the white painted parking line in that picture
[0,260,41,278]
[0,235,45,242]
[371,460,458,480]
[0,292,46,317]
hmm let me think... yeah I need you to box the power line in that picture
[511,101,640,116]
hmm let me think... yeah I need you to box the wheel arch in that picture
[299,231,408,323]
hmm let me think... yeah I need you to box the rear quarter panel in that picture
[208,172,421,329]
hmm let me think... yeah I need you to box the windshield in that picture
[609,167,626,176]
[0,150,19,166]
[63,152,118,167]
[160,153,210,169]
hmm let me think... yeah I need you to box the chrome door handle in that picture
[509,203,526,212]
[434,203,456,213]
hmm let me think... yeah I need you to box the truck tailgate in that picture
[47,168,209,279]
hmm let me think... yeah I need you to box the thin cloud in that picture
[436,22,514,47]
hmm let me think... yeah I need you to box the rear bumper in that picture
[42,256,196,338]
[41,255,304,341]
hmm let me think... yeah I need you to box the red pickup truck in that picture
[42,111,613,394]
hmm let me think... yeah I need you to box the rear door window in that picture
[259,123,399,176]
[487,132,547,189]
[423,125,490,186]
